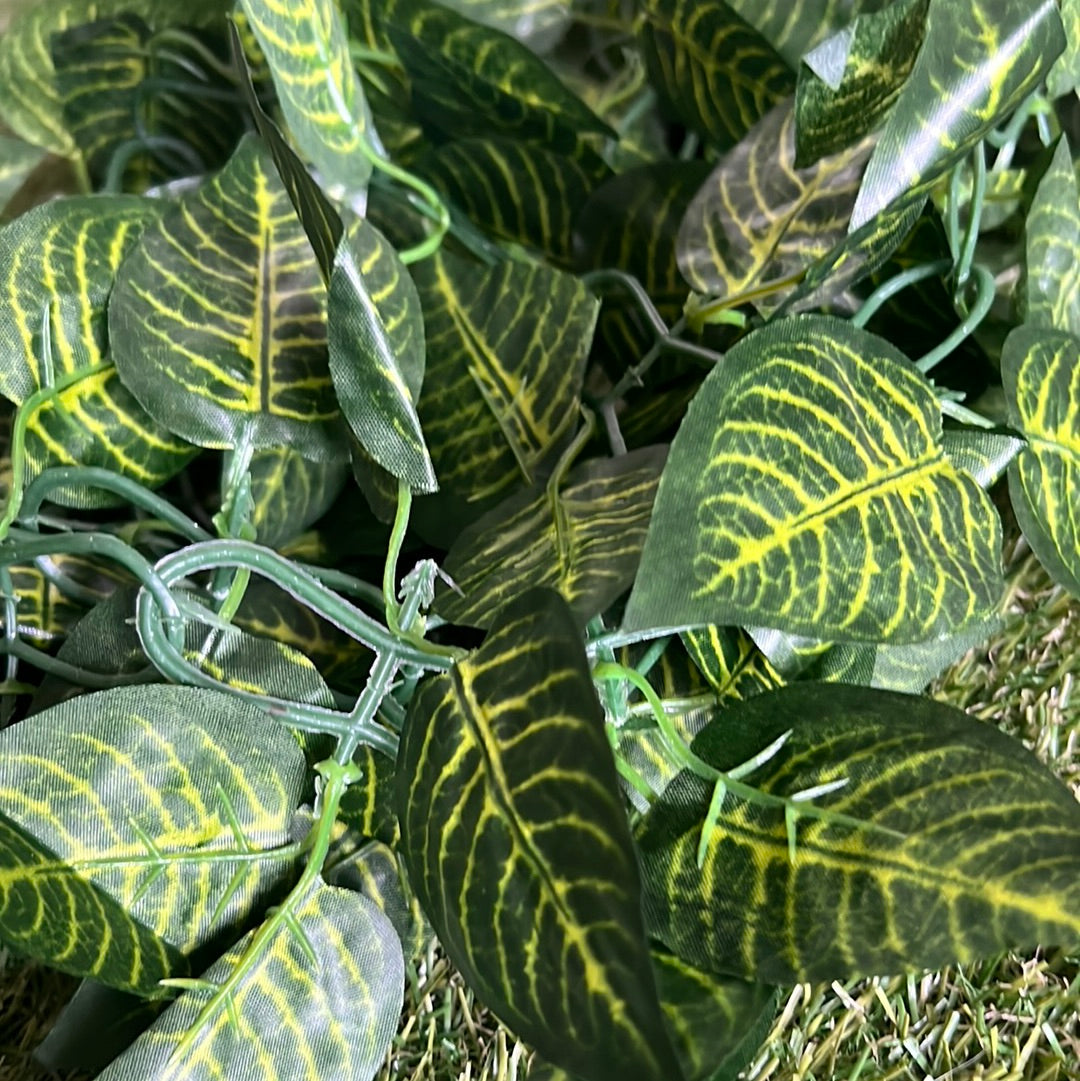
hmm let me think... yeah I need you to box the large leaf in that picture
[0,684,307,992]
[726,0,868,70]
[0,195,196,505]
[109,134,343,460]
[435,0,571,48]
[635,682,1080,983]
[1048,0,1080,98]
[794,0,930,165]
[1024,137,1080,339]
[677,101,873,310]
[435,446,667,629]
[240,0,376,201]
[410,246,596,508]
[1002,325,1080,597]
[624,315,1003,642]
[639,0,795,152]
[248,445,349,549]
[328,218,436,491]
[98,880,403,1081]
[850,0,1066,230]
[397,588,683,1081]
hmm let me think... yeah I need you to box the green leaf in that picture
[0,134,45,214]
[624,315,1004,643]
[0,0,227,156]
[681,626,783,703]
[435,446,667,629]
[1024,137,1080,338]
[239,0,376,201]
[639,0,795,152]
[98,880,403,1081]
[410,246,596,507]
[634,682,1080,983]
[794,0,930,166]
[398,588,683,1081]
[420,137,601,263]
[248,445,348,549]
[328,218,436,491]
[1047,0,1080,98]
[334,745,398,847]
[850,0,1066,231]
[1002,325,1080,597]
[677,102,873,310]
[435,0,571,47]
[0,194,196,505]
[0,684,307,992]
[110,134,343,460]
[725,0,865,70]
[380,0,610,151]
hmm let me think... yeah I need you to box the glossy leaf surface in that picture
[851,0,1065,230]
[328,218,435,491]
[436,446,666,629]
[726,0,862,70]
[98,880,403,1081]
[398,588,682,1081]
[1003,325,1080,597]
[110,135,342,460]
[0,684,307,992]
[624,316,1003,642]
[635,682,1080,983]
[640,0,795,151]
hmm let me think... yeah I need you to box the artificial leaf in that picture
[942,428,1024,490]
[0,135,46,215]
[398,588,683,1081]
[409,246,596,508]
[1047,0,1080,98]
[110,134,343,460]
[380,0,610,151]
[335,746,398,848]
[635,682,1080,983]
[248,445,348,549]
[239,0,376,202]
[639,0,795,152]
[435,445,667,629]
[677,102,874,310]
[794,0,930,165]
[1002,325,1080,597]
[98,880,403,1081]
[624,315,1003,643]
[0,684,307,992]
[437,0,571,49]
[726,0,868,70]
[850,0,1065,230]
[1024,137,1080,338]
[681,626,782,702]
[419,137,600,263]
[328,218,436,491]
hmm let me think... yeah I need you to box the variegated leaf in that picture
[435,446,667,629]
[0,135,45,213]
[1048,0,1080,98]
[398,588,683,1081]
[248,445,348,550]
[726,0,862,70]
[681,626,782,702]
[109,134,342,460]
[635,683,1080,983]
[624,316,1003,643]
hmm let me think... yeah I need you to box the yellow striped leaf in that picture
[640,0,795,151]
[398,588,683,1081]
[435,445,667,629]
[0,684,307,992]
[624,316,1003,643]
[109,134,343,460]
[725,0,860,69]
[677,102,874,310]
[635,683,1080,983]
[240,0,376,200]
[98,880,403,1081]
[850,0,1065,230]
[681,626,782,703]
[248,445,348,550]
[436,0,570,46]
[1048,0,1080,98]
[1003,325,1080,597]
[0,135,45,213]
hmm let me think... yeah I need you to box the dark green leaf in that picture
[398,588,683,1081]
[1048,0,1080,98]
[624,315,1003,642]
[850,0,1065,230]
[435,0,571,48]
[110,134,342,460]
[639,0,795,151]
[725,0,867,70]
[248,445,349,549]
[681,626,783,702]
[635,682,1080,983]
[328,218,435,491]
[435,446,667,629]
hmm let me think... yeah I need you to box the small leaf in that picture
[98,880,404,1081]
[850,0,1065,231]
[635,682,1080,983]
[1002,325,1080,597]
[624,315,1003,643]
[681,626,783,703]
[725,0,860,70]
[398,588,683,1081]
[639,0,795,151]
[328,218,436,492]
[0,134,45,213]
[248,445,348,549]
[435,446,667,629]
